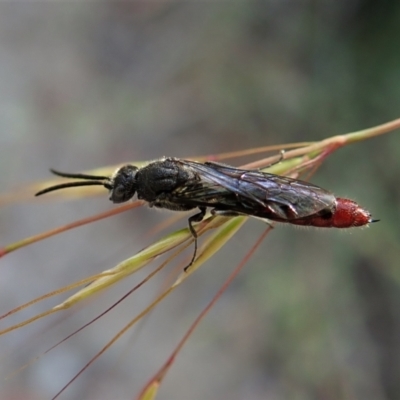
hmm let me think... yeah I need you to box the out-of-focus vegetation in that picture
[0,3,399,400]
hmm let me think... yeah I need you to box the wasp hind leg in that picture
[185,207,207,271]
[184,208,248,272]
[264,149,285,169]
[210,209,245,217]
[212,209,275,229]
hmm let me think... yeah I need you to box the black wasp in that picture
[36,157,375,268]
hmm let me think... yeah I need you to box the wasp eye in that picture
[109,165,138,203]
[114,185,125,199]
[110,184,127,203]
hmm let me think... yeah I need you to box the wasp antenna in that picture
[49,169,109,181]
[35,181,107,197]
[370,219,380,223]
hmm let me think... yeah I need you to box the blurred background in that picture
[0,2,400,400]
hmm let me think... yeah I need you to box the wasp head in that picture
[35,165,137,201]
[109,165,139,203]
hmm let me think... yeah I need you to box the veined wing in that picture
[173,159,336,219]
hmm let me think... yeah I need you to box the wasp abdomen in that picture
[287,198,372,228]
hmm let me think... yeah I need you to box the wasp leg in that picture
[266,149,285,167]
[185,207,207,271]
[212,209,275,230]
[210,209,245,217]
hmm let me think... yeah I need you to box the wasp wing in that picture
[172,159,336,220]
[168,162,240,208]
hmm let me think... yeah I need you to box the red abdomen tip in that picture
[288,198,374,228]
[331,198,372,228]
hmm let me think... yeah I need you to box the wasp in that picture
[36,157,377,268]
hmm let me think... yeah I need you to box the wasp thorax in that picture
[109,165,139,203]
